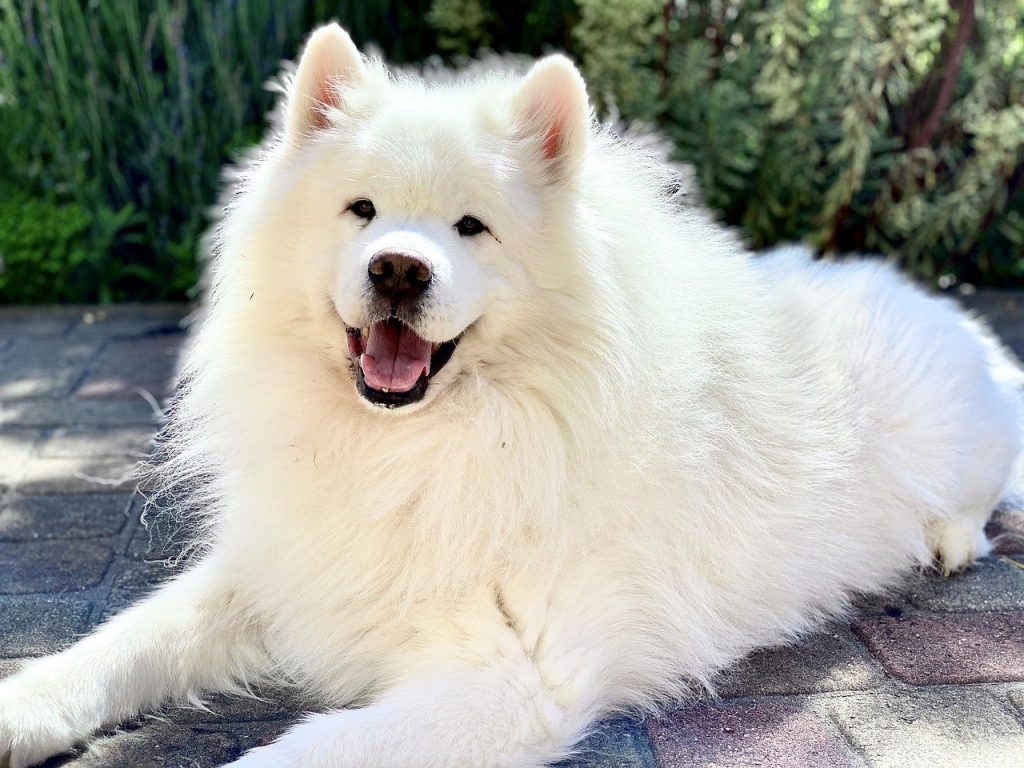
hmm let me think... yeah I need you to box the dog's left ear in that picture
[285,23,367,139]
[511,55,590,181]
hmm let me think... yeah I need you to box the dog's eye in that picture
[348,199,376,221]
[455,215,486,237]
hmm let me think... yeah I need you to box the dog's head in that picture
[240,24,593,413]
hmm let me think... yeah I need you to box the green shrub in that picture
[0,193,140,303]
[0,0,580,303]
[0,0,439,303]
[0,0,1021,302]
[573,0,1024,286]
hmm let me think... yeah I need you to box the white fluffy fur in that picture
[1,24,1021,768]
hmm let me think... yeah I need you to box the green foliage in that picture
[575,0,1024,285]
[426,0,578,57]
[574,0,662,118]
[1,0,1022,302]
[0,0,439,303]
[0,193,140,303]
[428,0,494,54]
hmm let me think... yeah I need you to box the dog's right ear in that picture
[285,23,367,139]
[511,55,590,182]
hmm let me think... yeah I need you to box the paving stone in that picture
[0,595,92,655]
[0,399,159,428]
[126,508,194,562]
[0,429,41,488]
[959,290,1024,360]
[828,689,1024,768]
[0,307,77,338]
[555,716,656,768]
[60,720,242,768]
[0,658,25,679]
[104,559,178,616]
[902,556,1024,611]
[171,688,305,725]
[41,426,155,460]
[0,540,113,594]
[715,626,882,696]
[14,456,141,494]
[988,504,1024,555]
[228,719,299,754]
[648,702,852,768]
[0,494,131,541]
[1010,688,1024,720]
[848,589,915,620]
[66,305,189,341]
[853,611,1024,684]
[76,334,184,399]
[0,337,98,399]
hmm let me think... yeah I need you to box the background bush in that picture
[0,0,1021,303]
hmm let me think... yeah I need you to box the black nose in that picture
[367,250,432,302]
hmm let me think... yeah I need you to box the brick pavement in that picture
[0,295,1023,767]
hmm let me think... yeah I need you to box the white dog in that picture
[1,24,1020,768]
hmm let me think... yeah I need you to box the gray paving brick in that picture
[988,505,1024,555]
[827,689,1024,768]
[0,429,41,488]
[902,556,1024,611]
[62,720,241,767]
[555,717,656,768]
[853,611,1024,684]
[126,508,194,562]
[0,595,92,655]
[0,540,113,594]
[76,334,184,399]
[1010,688,1024,720]
[65,305,189,339]
[0,398,159,428]
[229,719,299,753]
[170,688,303,725]
[0,494,132,540]
[716,625,883,696]
[0,658,25,679]
[959,291,1024,360]
[40,426,155,460]
[0,337,98,399]
[649,701,852,768]
[0,307,77,338]
[849,585,914,619]
[104,559,177,616]
[14,456,140,494]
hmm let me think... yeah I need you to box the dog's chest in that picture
[227,487,528,696]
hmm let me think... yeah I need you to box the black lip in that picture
[356,367,429,407]
[351,332,460,409]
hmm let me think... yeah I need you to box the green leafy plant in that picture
[0,192,141,303]
[0,0,1021,302]
[577,0,1024,286]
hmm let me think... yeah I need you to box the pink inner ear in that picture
[543,122,562,161]
[311,73,338,131]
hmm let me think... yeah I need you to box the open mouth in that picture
[345,319,459,408]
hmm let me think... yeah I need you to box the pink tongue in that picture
[361,320,432,393]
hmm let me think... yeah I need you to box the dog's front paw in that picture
[0,679,83,768]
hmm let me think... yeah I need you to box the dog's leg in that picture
[928,516,992,575]
[0,558,263,768]
[220,654,594,768]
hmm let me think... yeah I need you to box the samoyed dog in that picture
[1,23,1021,768]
